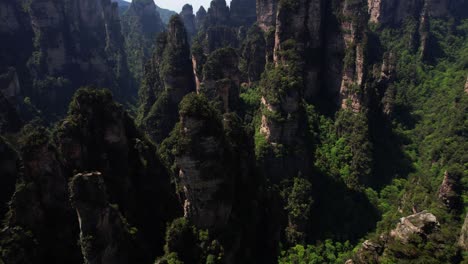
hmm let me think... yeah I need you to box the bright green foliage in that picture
[279,240,353,264]
[283,177,314,245]
[160,218,224,264]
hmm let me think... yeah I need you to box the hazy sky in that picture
[118,0,232,13]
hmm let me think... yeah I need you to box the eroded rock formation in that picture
[70,172,134,264]
[230,0,257,27]
[390,211,439,242]
[180,4,197,41]
[122,0,165,81]
[199,48,241,113]
[138,15,196,143]
[256,0,277,31]
[174,94,234,230]
[0,0,131,118]
[438,171,461,210]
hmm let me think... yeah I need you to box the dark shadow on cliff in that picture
[308,172,380,243]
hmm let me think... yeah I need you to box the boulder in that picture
[390,211,439,242]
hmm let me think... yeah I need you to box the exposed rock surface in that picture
[70,172,134,264]
[1,126,80,264]
[138,15,196,143]
[354,240,384,264]
[241,25,267,83]
[180,4,197,41]
[200,48,241,113]
[464,76,468,94]
[174,94,233,230]
[1,88,180,263]
[459,213,468,251]
[206,0,231,26]
[390,211,439,242]
[0,0,131,118]
[55,88,180,259]
[230,0,257,27]
[195,6,208,29]
[256,0,277,31]
[122,0,165,81]
[337,0,368,112]
[367,0,465,25]
[438,171,461,210]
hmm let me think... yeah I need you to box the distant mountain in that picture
[155,4,177,24]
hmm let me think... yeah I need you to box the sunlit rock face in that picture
[390,211,440,243]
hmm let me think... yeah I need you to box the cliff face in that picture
[367,0,466,25]
[1,89,180,264]
[138,15,196,144]
[274,0,323,100]
[199,48,241,113]
[174,94,234,230]
[256,0,277,31]
[207,0,231,26]
[195,6,208,29]
[2,126,80,264]
[180,4,197,41]
[70,172,135,264]
[0,0,131,119]
[230,0,257,27]
[241,25,267,83]
[335,0,368,112]
[122,0,165,82]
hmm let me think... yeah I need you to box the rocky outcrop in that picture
[256,0,277,31]
[122,0,165,81]
[180,4,197,41]
[206,0,231,26]
[53,88,180,261]
[230,0,257,27]
[241,25,267,83]
[0,0,132,118]
[337,0,368,112]
[367,0,465,25]
[195,6,208,29]
[138,15,196,144]
[274,0,323,100]
[390,211,439,242]
[69,172,134,264]
[353,240,384,264]
[0,88,181,263]
[174,94,233,230]
[459,213,468,251]
[2,125,81,264]
[204,26,240,53]
[438,171,461,210]
[199,48,241,113]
